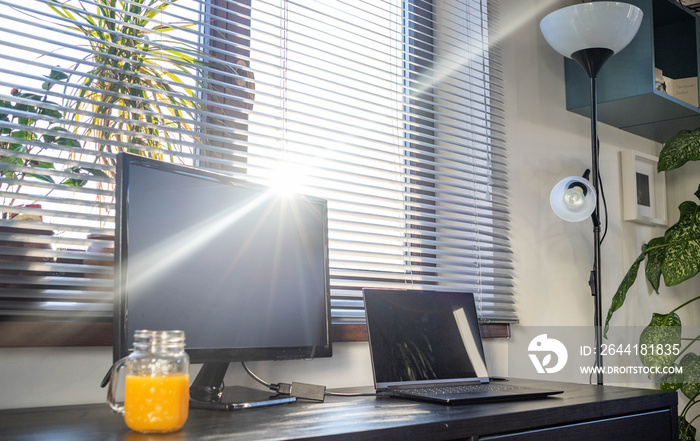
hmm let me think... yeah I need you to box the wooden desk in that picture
[0,379,678,440]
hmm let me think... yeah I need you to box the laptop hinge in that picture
[387,379,484,390]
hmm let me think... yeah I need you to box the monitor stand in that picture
[189,362,296,411]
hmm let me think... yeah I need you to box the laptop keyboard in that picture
[398,383,526,397]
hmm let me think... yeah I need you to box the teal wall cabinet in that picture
[566,0,700,142]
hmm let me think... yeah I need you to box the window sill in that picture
[0,321,112,347]
[331,323,510,342]
[0,322,510,348]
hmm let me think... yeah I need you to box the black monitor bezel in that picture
[113,152,332,364]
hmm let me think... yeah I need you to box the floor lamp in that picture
[540,2,643,385]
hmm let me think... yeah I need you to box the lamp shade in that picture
[550,176,596,222]
[540,2,643,58]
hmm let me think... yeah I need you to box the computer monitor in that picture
[113,153,332,408]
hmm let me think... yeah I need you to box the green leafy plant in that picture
[5,0,246,223]
[0,69,106,219]
[604,128,700,441]
[45,0,209,163]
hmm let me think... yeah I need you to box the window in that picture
[0,0,512,346]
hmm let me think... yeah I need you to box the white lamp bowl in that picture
[540,2,643,58]
[550,176,596,222]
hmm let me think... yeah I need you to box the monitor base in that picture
[190,385,296,411]
[189,362,296,411]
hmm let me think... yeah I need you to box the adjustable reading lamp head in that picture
[540,2,643,78]
[550,172,596,222]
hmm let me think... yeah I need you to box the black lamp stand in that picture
[571,47,614,386]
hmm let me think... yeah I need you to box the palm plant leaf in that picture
[47,0,210,162]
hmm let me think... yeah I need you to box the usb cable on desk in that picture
[242,362,326,402]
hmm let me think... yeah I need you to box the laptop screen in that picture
[364,289,489,389]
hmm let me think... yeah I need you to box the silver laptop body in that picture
[363,289,562,404]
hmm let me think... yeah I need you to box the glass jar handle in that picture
[106,357,128,414]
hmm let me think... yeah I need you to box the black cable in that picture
[325,391,379,397]
[241,361,278,391]
[240,362,375,398]
[597,151,609,245]
[241,361,377,397]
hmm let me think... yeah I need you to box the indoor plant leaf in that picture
[55,137,81,149]
[638,312,681,369]
[644,236,667,293]
[39,106,62,119]
[23,174,55,183]
[11,130,33,141]
[42,126,69,144]
[6,143,26,152]
[62,178,87,187]
[41,69,69,91]
[15,93,43,103]
[0,155,21,165]
[660,201,700,286]
[658,127,700,172]
[61,167,108,187]
[81,168,109,178]
[47,68,69,81]
[659,368,683,391]
[604,247,647,338]
[0,99,11,121]
[679,414,698,441]
[32,161,56,170]
[679,353,700,400]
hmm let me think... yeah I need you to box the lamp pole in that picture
[540,1,643,387]
[589,74,604,386]
[572,47,612,386]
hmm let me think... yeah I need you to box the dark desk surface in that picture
[0,379,678,441]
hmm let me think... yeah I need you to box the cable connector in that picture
[276,382,292,395]
[290,382,326,402]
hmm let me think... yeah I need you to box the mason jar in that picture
[107,330,190,433]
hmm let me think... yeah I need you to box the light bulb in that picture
[563,186,585,210]
[550,176,596,222]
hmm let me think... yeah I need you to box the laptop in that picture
[363,288,563,404]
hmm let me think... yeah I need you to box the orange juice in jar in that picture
[124,373,190,433]
[107,330,190,433]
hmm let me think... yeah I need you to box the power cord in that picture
[597,156,609,245]
[240,362,328,401]
[325,390,379,397]
[240,362,378,399]
[241,361,275,390]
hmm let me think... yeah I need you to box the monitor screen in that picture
[113,153,332,367]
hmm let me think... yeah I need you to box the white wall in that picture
[501,0,700,387]
[0,344,374,410]
[1,0,698,409]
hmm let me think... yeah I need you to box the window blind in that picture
[0,0,514,328]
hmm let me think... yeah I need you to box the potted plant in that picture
[4,0,228,228]
[604,128,700,441]
[45,0,210,165]
[1,68,107,222]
